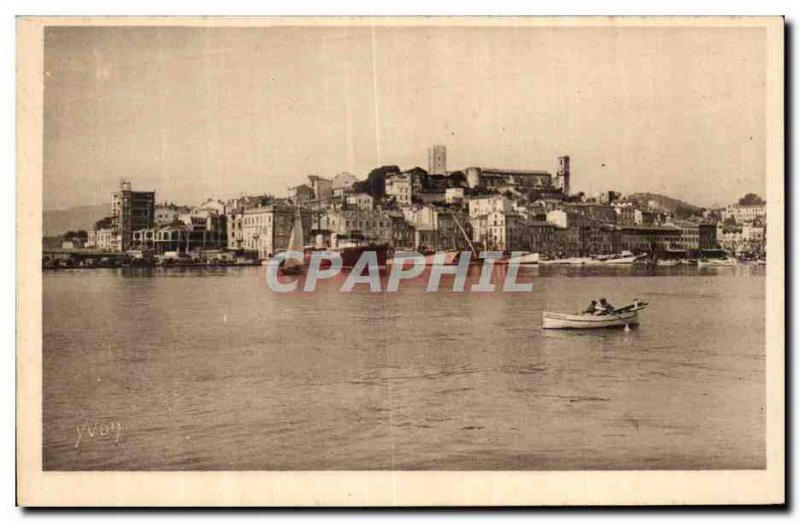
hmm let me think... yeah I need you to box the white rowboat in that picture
[542,310,639,330]
[542,303,648,330]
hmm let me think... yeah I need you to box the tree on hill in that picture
[448,171,467,187]
[366,165,400,199]
[738,193,765,206]
[94,217,113,230]
[64,230,88,241]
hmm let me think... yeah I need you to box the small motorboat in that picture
[603,251,645,265]
[656,259,679,267]
[515,252,541,265]
[542,301,648,330]
[698,258,737,267]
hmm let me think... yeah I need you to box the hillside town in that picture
[44,145,767,268]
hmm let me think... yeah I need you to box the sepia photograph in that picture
[16,15,784,506]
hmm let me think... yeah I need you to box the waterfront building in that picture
[619,225,682,254]
[435,211,472,251]
[671,220,701,250]
[226,208,245,250]
[88,228,116,251]
[427,145,447,175]
[111,180,155,251]
[545,209,588,229]
[239,204,313,259]
[318,208,394,244]
[390,215,416,248]
[527,221,557,255]
[552,226,582,257]
[402,205,437,230]
[132,225,228,255]
[716,222,766,254]
[471,211,527,251]
[580,224,619,256]
[699,223,719,250]
[399,206,470,251]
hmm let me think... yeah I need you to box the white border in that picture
[6,2,793,518]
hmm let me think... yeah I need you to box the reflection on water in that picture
[43,264,765,470]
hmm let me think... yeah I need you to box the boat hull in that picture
[307,244,390,269]
[698,259,737,267]
[605,256,638,265]
[278,264,305,276]
[542,310,639,330]
[515,253,540,264]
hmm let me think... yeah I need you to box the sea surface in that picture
[42,263,766,470]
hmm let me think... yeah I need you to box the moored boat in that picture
[698,257,737,267]
[656,259,679,267]
[515,252,540,265]
[422,251,459,266]
[603,251,644,265]
[309,240,390,269]
[278,205,306,275]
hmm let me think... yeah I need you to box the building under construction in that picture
[111,180,155,251]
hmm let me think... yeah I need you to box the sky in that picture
[43,24,766,210]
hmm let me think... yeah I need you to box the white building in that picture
[472,211,526,251]
[308,175,333,201]
[197,198,227,215]
[546,209,569,229]
[154,206,180,226]
[88,228,117,252]
[468,194,513,219]
[721,204,766,223]
[332,172,359,198]
[385,173,413,206]
[445,187,465,205]
[346,193,374,211]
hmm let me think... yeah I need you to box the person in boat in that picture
[597,298,615,315]
[584,300,598,314]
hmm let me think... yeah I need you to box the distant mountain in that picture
[43,204,111,236]
[623,193,703,219]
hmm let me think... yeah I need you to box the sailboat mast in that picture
[451,212,479,257]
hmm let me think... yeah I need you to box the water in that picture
[42,264,766,470]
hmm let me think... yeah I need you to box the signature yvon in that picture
[74,419,121,448]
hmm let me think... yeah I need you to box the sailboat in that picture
[279,206,305,275]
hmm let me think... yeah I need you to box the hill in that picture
[43,204,111,236]
[623,193,703,219]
